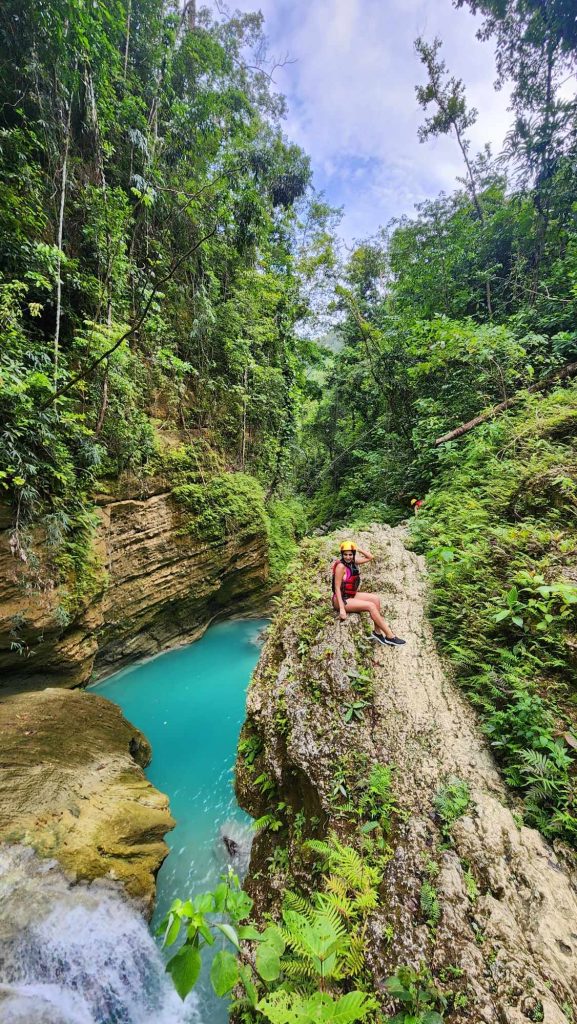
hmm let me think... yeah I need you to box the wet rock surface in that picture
[236,525,577,1023]
[0,687,174,913]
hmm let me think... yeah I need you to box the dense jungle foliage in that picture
[0,0,333,577]
[300,0,577,845]
[2,0,577,1019]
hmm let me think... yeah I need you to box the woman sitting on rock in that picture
[331,540,406,647]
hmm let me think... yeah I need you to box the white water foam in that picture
[0,846,200,1024]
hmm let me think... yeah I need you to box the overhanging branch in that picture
[435,359,577,445]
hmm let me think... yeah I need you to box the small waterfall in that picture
[0,846,200,1024]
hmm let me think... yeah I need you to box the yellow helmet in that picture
[339,540,356,552]
[410,498,417,506]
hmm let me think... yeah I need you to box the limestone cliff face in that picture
[0,687,174,915]
[0,478,269,691]
[236,527,577,1024]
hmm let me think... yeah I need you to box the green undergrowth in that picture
[412,387,577,843]
[172,454,307,582]
[173,472,270,542]
[162,835,453,1023]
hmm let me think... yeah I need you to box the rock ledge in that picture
[0,687,174,914]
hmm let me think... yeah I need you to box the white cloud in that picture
[213,0,513,241]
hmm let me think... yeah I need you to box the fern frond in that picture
[316,889,355,921]
[304,838,332,859]
[368,763,393,796]
[420,881,441,926]
[519,749,550,777]
[323,874,349,900]
[355,889,379,912]
[279,958,316,980]
[283,890,314,917]
[342,929,366,978]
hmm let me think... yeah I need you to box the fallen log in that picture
[435,359,577,445]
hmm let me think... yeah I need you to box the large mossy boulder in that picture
[0,688,174,915]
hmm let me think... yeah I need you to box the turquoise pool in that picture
[92,617,269,1022]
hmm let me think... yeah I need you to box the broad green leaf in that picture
[261,925,285,954]
[361,820,380,833]
[214,922,240,949]
[238,964,258,1007]
[225,888,253,922]
[255,941,281,981]
[162,912,181,948]
[385,975,410,1000]
[197,919,215,945]
[193,892,216,914]
[238,924,263,941]
[212,883,228,911]
[210,949,239,997]
[166,944,201,1000]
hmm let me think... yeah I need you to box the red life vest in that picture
[331,559,360,600]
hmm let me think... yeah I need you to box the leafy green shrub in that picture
[267,497,308,583]
[173,472,269,540]
[160,842,382,1023]
[384,964,447,1023]
[412,389,577,842]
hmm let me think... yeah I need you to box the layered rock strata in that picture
[236,526,577,1024]
[0,687,174,914]
[0,478,269,691]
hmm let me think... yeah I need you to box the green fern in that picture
[420,881,441,927]
[280,905,349,982]
[279,958,317,981]
[283,890,314,916]
[341,927,366,977]
[434,778,471,836]
[316,888,356,922]
[256,988,379,1024]
[311,833,381,891]
[368,763,393,797]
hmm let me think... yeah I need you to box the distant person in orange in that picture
[331,541,406,647]
[411,498,424,515]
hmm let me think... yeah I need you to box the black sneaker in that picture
[383,635,406,646]
[370,632,389,647]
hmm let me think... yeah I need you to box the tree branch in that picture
[435,360,577,445]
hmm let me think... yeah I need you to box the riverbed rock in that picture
[0,687,174,914]
[236,526,577,1023]
[0,473,270,690]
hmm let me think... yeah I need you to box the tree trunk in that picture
[54,97,73,393]
[95,366,109,435]
[123,0,132,81]
[435,360,577,445]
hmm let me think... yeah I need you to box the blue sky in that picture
[217,0,513,245]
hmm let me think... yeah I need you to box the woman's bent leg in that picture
[342,597,394,638]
